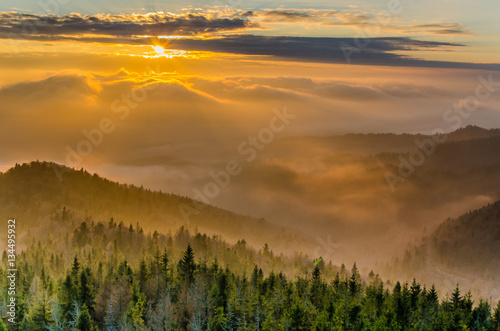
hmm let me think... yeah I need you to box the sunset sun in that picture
[152,45,165,55]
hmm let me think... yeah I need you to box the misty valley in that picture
[1,126,500,330]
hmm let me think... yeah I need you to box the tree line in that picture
[0,219,499,330]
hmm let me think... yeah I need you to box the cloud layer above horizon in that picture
[0,7,498,70]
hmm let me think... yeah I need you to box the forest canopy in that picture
[1,218,499,330]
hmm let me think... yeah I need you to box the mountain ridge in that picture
[389,199,500,302]
[0,161,311,255]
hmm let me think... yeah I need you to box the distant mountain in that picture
[263,127,500,246]
[0,161,309,253]
[447,125,500,142]
[390,200,500,302]
[275,125,500,155]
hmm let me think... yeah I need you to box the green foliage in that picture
[76,304,97,331]
[0,218,498,331]
[177,244,196,286]
[209,307,227,331]
[131,297,145,329]
[283,300,308,330]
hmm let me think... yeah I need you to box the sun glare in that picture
[152,46,165,55]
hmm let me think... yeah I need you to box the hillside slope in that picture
[0,161,310,253]
[390,200,500,302]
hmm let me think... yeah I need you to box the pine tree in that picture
[209,307,227,331]
[76,304,96,331]
[59,274,77,320]
[75,222,90,248]
[351,263,361,283]
[311,266,324,308]
[450,285,462,311]
[79,267,95,314]
[340,263,347,280]
[131,297,145,329]
[161,248,170,285]
[178,244,196,286]
[71,256,80,283]
[314,310,332,331]
[285,300,307,330]
[26,283,54,330]
[104,297,120,331]
[138,258,148,293]
[472,300,492,330]
[410,278,421,309]
[492,300,500,330]
[427,284,439,305]
[349,273,359,296]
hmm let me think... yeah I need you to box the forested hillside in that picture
[1,161,500,330]
[1,219,499,330]
[389,200,500,303]
[0,161,309,253]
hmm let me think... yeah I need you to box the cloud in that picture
[395,23,473,36]
[1,69,499,257]
[259,10,315,22]
[0,10,495,71]
[4,32,482,72]
[0,73,99,100]
[187,76,450,101]
[0,68,498,168]
[0,12,255,38]
[246,9,371,25]
[168,35,500,71]
[249,9,471,36]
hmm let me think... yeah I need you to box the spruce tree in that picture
[178,244,196,286]
[79,267,95,315]
[76,304,96,331]
[450,285,462,311]
[493,300,500,330]
[138,258,148,293]
[427,284,439,304]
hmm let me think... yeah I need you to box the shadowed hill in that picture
[390,200,500,302]
[274,125,500,156]
[0,161,310,253]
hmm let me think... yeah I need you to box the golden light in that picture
[152,46,165,55]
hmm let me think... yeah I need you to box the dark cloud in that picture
[170,35,457,58]
[253,9,470,36]
[168,35,500,71]
[395,23,472,36]
[261,10,313,21]
[0,12,255,37]
[0,11,496,70]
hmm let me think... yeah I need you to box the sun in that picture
[152,45,165,55]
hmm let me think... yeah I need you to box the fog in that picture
[1,61,499,269]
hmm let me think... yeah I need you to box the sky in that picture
[0,0,500,256]
[0,0,498,158]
